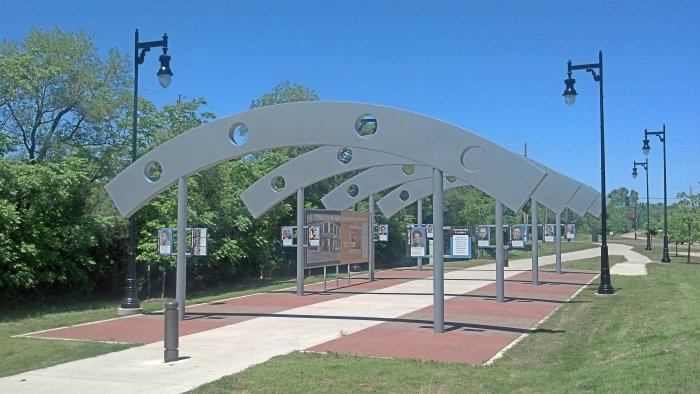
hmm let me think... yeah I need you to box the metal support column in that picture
[176,177,187,321]
[417,198,423,270]
[555,212,562,274]
[531,198,539,285]
[369,193,375,281]
[296,188,305,296]
[432,169,444,333]
[495,201,505,303]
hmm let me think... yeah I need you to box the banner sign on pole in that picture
[511,224,527,249]
[158,227,208,256]
[476,225,491,248]
[281,226,295,246]
[543,224,555,243]
[450,227,471,258]
[407,225,427,257]
[158,228,173,256]
[378,224,389,241]
[191,228,208,256]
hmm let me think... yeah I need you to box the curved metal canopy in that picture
[376,177,468,218]
[526,158,582,214]
[321,164,434,210]
[240,146,421,218]
[321,157,600,218]
[106,102,547,217]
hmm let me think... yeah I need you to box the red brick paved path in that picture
[25,268,596,365]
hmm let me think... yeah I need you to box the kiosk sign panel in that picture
[304,209,369,268]
[340,211,369,264]
[450,227,471,258]
[305,210,342,268]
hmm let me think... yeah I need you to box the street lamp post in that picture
[642,125,671,263]
[120,29,174,313]
[562,51,614,294]
[632,159,652,250]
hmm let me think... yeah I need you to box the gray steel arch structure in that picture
[240,146,424,219]
[369,160,600,219]
[363,158,601,282]
[106,101,547,217]
[320,164,436,211]
[318,155,603,291]
[238,134,607,308]
[241,148,467,218]
[375,176,468,218]
[106,101,550,332]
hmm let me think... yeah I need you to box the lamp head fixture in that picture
[562,65,577,107]
[136,31,173,88]
[157,50,173,88]
[632,166,638,179]
[642,137,651,156]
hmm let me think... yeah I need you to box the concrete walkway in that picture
[607,243,653,276]
[0,244,650,393]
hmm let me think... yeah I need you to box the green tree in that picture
[0,29,131,161]
[238,81,321,277]
[668,191,700,262]
[0,158,112,300]
[605,187,634,235]
[125,98,216,296]
[444,186,495,227]
[250,81,319,108]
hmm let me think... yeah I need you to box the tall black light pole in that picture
[643,125,671,263]
[562,51,614,294]
[121,29,174,313]
[632,159,652,250]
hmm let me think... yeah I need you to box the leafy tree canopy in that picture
[0,28,131,161]
[249,81,319,109]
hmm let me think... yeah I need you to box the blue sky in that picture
[5,0,699,205]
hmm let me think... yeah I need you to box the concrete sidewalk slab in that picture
[608,243,652,276]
